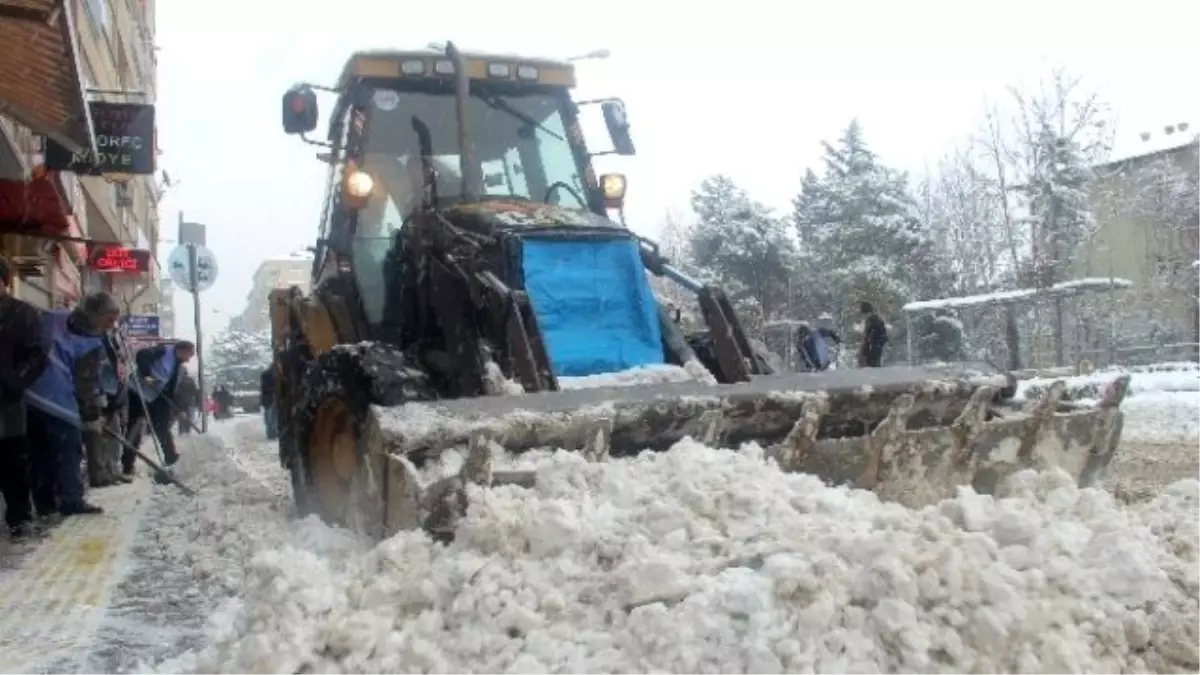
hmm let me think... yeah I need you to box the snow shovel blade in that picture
[336,364,1129,538]
[102,428,196,497]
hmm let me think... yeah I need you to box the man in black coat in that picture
[0,256,50,539]
[260,366,278,440]
[858,301,889,368]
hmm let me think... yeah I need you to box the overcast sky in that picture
[155,0,1199,343]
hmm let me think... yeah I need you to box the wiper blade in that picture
[471,87,564,141]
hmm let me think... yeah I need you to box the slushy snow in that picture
[159,439,1200,674]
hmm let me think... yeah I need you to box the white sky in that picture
[156,0,1199,342]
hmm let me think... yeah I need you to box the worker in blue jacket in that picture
[25,292,121,517]
[124,339,195,474]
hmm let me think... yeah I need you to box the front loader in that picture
[269,44,1131,539]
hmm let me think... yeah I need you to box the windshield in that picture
[354,86,591,241]
[351,85,594,324]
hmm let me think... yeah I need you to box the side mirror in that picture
[282,85,318,135]
[602,100,636,156]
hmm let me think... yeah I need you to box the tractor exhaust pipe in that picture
[444,42,482,202]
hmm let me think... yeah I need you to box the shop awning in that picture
[0,173,74,234]
[0,0,95,153]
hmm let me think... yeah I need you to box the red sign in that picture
[88,246,151,273]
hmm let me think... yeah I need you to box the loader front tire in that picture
[290,344,434,529]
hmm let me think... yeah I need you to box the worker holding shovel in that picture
[123,340,195,475]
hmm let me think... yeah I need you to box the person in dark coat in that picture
[124,340,195,473]
[858,301,889,368]
[0,256,50,539]
[212,384,234,419]
[25,292,121,517]
[174,371,199,435]
[87,330,129,487]
[260,366,278,440]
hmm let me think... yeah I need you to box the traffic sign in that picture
[168,243,219,293]
[122,314,160,337]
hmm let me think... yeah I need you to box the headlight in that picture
[600,173,627,201]
[516,65,539,80]
[487,63,511,78]
[346,170,374,198]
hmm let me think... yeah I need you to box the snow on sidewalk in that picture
[54,421,360,673]
[0,478,153,673]
[157,439,1200,674]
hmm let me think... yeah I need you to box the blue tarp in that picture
[521,237,665,377]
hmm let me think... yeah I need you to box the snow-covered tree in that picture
[647,207,698,314]
[208,328,272,388]
[689,175,796,325]
[791,120,936,342]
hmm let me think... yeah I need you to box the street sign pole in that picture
[182,211,208,433]
[171,216,217,433]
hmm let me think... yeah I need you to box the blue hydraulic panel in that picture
[521,237,665,376]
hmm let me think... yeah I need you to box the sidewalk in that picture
[0,478,153,673]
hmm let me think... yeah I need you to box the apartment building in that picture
[0,0,159,315]
[74,0,162,317]
[1076,129,1199,347]
[231,252,314,334]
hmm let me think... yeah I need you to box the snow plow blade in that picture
[326,364,1131,539]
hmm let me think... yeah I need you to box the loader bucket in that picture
[325,364,1130,539]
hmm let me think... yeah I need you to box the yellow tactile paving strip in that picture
[0,478,152,673]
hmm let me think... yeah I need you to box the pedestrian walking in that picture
[0,256,50,538]
[25,292,121,517]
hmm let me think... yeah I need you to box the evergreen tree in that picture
[1024,124,1095,286]
[1022,122,1095,364]
[791,120,936,336]
[208,328,273,388]
[688,175,796,322]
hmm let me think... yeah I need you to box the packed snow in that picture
[152,426,1200,674]
[558,362,716,390]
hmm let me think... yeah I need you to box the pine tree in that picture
[208,328,273,389]
[688,175,796,322]
[1022,123,1095,364]
[791,120,935,337]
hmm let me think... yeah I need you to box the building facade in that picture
[1077,131,1199,351]
[0,0,159,317]
[231,252,313,334]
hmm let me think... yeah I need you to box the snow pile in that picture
[161,442,1199,674]
[1017,362,1200,401]
[558,361,716,390]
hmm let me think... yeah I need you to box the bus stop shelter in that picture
[902,277,1132,369]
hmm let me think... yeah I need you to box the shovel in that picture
[102,426,197,497]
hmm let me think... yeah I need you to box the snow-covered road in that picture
[2,374,1197,673]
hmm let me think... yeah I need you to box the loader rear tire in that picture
[290,344,435,529]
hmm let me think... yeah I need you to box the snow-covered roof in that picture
[1096,133,1198,171]
[903,277,1133,313]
